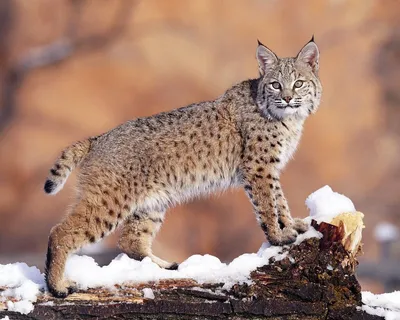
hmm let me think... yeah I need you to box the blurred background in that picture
[0,0,399,293]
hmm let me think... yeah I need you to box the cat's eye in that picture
[271,82,281,90]
[294,80,304,88]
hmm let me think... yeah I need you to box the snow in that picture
[142,288,155,299]
[0,316,10,320]
[361,291,400,319]
[0,263,45,314]
[374,223,399,243]
[7,299,35,314]
[64,242,295,292]
[305,185,356,223]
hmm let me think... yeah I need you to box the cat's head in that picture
[256,37,322,120]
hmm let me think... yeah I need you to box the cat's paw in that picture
[166,262,179,270]
[47,279,77,298]
[280,227,299,244]
[268,227,298,246]
[292,218,309,234]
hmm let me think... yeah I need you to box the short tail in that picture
[44,138,94,195]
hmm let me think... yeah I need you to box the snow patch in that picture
[7,300,35,315]
[362,291,400,320]
[142,288,155,299]
[305,185,356,223]
[294,226,322,245]
[64,243,292,292]
[0,263,45,315]
[0,316,10,320]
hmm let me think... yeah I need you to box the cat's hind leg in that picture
[118,210,178,270]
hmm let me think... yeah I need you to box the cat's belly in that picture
[139,170,240,213]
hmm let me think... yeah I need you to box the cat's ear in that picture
[256,40,278,76]
[296,36,319,74]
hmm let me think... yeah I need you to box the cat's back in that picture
[83,100,228,167]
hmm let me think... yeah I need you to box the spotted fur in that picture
[44,38,322,297]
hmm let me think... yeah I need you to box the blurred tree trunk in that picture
[0,0,14,134]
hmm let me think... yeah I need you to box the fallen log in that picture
[0,214,385,319]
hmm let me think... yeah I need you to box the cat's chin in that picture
[262,106,299,120]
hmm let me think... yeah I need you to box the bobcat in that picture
[44,37,322,297]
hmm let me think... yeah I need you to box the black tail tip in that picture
[44,180,55,194]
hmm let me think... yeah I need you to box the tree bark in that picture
[0,220,383,319]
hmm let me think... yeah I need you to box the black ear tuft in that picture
[310,35,315,43]
[296,39,320,74]
[256,42,278,76]
[257,39,264,46]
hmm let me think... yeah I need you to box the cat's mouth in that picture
[276,105,300,109]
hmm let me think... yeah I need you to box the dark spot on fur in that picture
[85,231,95,243]
[50,169,60,176]
[260,222,268,233]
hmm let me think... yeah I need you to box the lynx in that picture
[44,38,322,297]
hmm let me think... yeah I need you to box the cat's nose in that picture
[282,96,292,103]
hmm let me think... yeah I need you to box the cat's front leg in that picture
[242,169,298,246]
[274,180,308,234]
